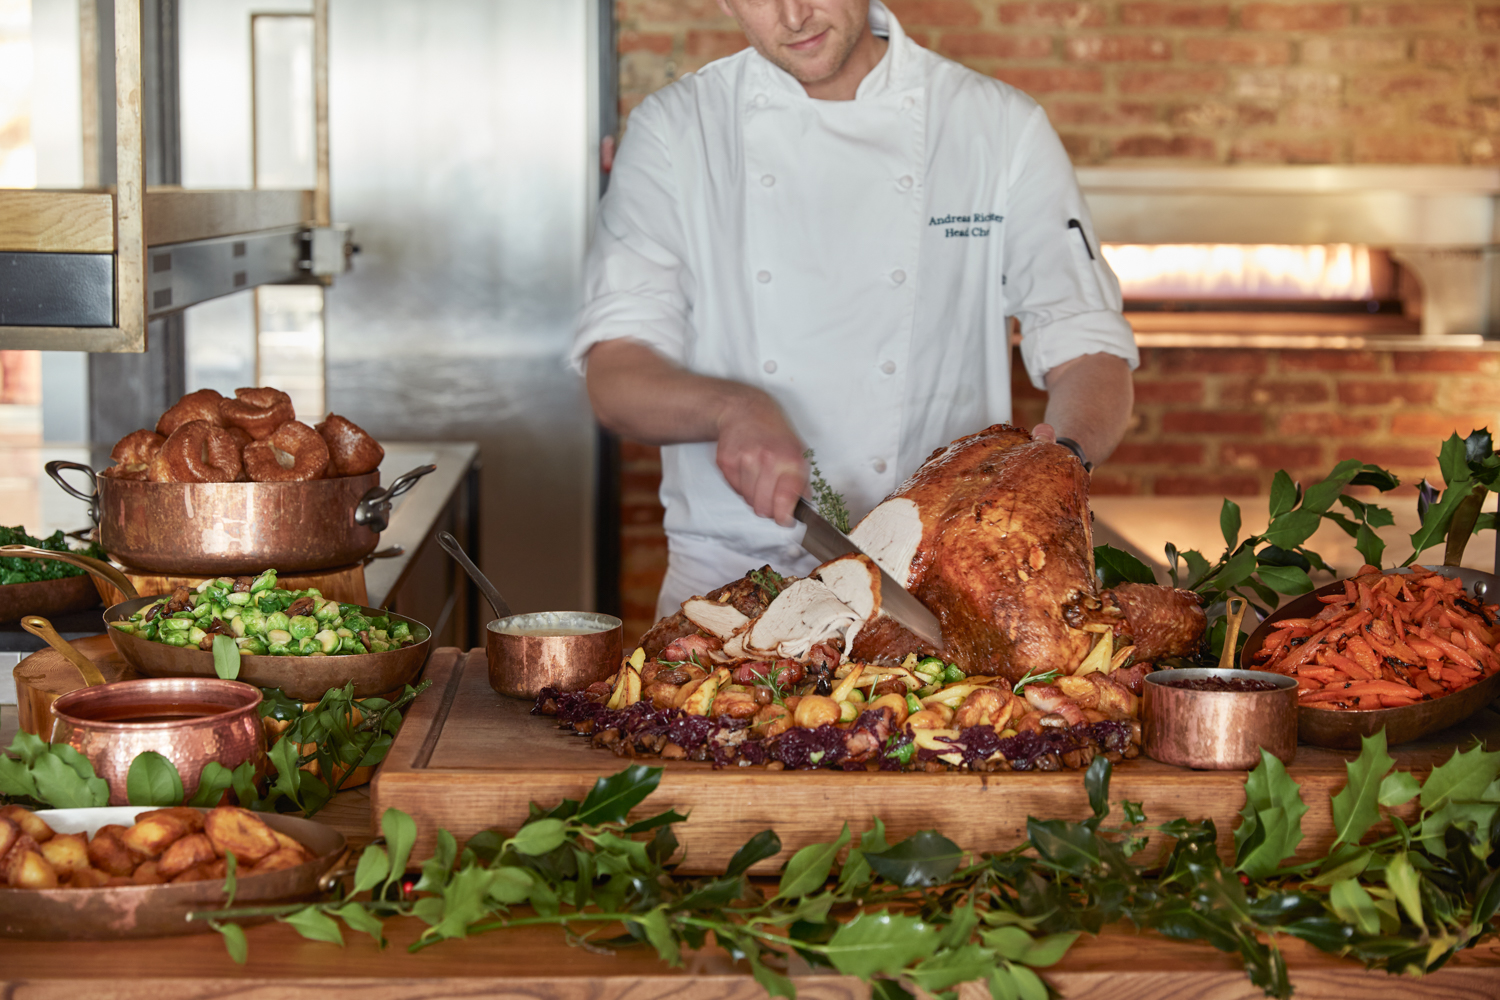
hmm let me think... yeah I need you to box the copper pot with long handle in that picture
[46,461,435,575]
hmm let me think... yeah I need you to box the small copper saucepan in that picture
[436,532,622,699]
[1143,667,1299,770]
[50,677,267,805]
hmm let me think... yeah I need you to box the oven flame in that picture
[1100,244,1375,301]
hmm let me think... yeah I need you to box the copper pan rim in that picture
[52,676,262,730]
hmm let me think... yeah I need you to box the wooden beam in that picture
[143,188,314,245]
[0,190,115,252]
[313,0,330,227]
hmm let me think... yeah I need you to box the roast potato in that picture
[39,833,89,878]
[204,806,278,863]
[86,826,137,877]
[0,805,54,843]
[120,813,191,859]
[157,833,216,880]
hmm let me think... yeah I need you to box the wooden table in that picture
[4,647,1500,998]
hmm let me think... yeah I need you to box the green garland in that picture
[188,731,1499,999]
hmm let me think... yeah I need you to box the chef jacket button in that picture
[891,269,906,285]
[872,459,888,474]
[763,360,778,374]
[898,175,913,190]
[902,96,916,110]
[753,93,768,108]
[757,270,771,283]
[761,174,775,187]
[881,360,896,375]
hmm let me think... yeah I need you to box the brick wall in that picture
[620,0,1500,164]
[610,0,1500,637]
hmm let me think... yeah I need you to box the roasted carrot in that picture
[1324,650,1372,681]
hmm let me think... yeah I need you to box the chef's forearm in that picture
[1041,353,1134,465]
[584,338,774,445]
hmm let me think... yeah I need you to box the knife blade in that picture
[793,497,945,651]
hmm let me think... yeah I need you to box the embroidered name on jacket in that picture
[929,213,1003,238]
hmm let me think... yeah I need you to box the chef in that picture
[573,0,1138,620]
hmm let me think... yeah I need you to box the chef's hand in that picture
[716,396,808,528]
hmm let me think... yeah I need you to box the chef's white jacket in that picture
[572,2,1138,619]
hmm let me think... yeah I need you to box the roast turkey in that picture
[850,423,1097,681]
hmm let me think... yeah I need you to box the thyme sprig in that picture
[193,732,1500,999]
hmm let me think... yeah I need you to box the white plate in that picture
[31,806,156,837]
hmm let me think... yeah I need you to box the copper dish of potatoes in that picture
[0,803,346,939]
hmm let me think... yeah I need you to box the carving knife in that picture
[793,497,945,652]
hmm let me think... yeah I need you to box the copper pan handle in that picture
[45,461,100,524]
[0,544,140,601]
[355,464,437,533]
[21,615,107,687]
[1218,597,1247,672]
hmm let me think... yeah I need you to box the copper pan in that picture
[1143,668,1299,769]
[0,808,345,939]
[46,461,434,575]
[1240,564,1500,749]
[433,531,621,698]
[104,595,432,701]
[0,544,137,623]
[51,677,267,805]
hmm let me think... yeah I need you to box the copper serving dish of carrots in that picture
[1241,564,1500,749]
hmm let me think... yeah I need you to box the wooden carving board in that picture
[91,563,368,608]
[373,648,1500,873]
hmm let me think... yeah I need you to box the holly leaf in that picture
[1094,544,1155,588]
[1261,509,1322,550]
[353,843,391,895]
[186,760,236,808]
[1383,851,1424,928]
[908,943,997,993]
[212,633,241,680]
[574,765,662,825]
[31,753,107,808]
[637,908,681,967]
[1378,771,1421,808]
[1255,564,1313,596]
[1329,879,1381,936]
[281,904,344,945]
[1419,744,1500,814]
[1085,755,1111,822]
[1202,544,1258,596]
[822,910,936,978]
[1235,750,1307,879]
[1301,459,1364,515]
[1019,931,1080,968]
[213,921,249,964]
[1350,463,1400,492]
[381,808,417,884]
[1330,730,1395,849]
[864,830,964,888]
[332,902,386,946]
[510,817,568,857]
[1268,470,1297,519]
[1438,433,1469,488]
[1407,478,1477,564]
[776,823,849,899]
[1354,521,1386,569]
[1180,549,1212,590]
[749,952,795,1000]
[1221,499,1242,550]
[726,829,781,878]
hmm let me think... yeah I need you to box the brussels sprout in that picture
[229,615,248,638]
[187,626,207,644]
[163,634,190,647]
[265,611,291,633]
[314,628,339,653]
[267,628,293,646]
[238,636,268,655]
[314,599,340,622]
[288,615,318,640]
[390,621,411,641]
[267,641,291,656]
[250,570,277,594]
[296,636,319,655]
[226,591,251,606]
